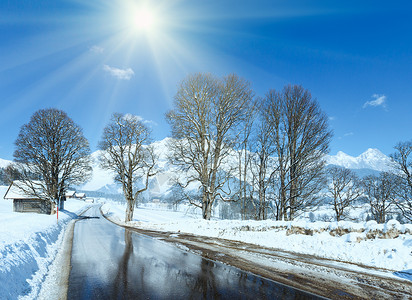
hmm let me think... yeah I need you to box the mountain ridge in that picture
[326,148,392,172]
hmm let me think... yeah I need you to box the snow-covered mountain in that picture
[326,148,393,172]
[0,158,12,169]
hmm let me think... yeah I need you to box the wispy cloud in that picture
[363,94,387,108]
[329,116,336,121]
[338,132,354,140]
[89,45,104,54]
[124,114,158,126]
[103,65,134,80]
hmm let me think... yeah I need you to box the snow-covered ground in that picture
[102,200,412,280]
[1,177,410,299]
[0,186,92,300]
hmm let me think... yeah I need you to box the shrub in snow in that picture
[365,220,378,230]
[270,218,410,240]
[328,221,339,231]
[379,219,401,239]
[286,226,314,236]
[330,227,351,237]
[384,219,401,232]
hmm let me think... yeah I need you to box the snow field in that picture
[102,201,412,275]
[0,186,93,299]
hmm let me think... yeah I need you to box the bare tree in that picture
[390,141,412,221]
[327,166,362,221]
[267,85,332,220]
[235,100,255,220]
[13,108,92,208]
[166,73,254,220]
[362,172,397,224]
[98,113,157,222]
[249,97,279,220]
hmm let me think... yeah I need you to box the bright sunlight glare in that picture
[130,7,157,33]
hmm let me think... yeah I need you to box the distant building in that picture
[65,190,76,199]
[75,192,86,199]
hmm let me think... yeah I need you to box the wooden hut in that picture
[3,181,53,214]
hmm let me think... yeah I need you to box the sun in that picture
[132,8,155,31]
[128,6,158,34]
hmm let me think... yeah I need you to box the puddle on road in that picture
[77,216,100,220]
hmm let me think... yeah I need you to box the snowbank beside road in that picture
[0,186,92,300]
[102,201,412,278]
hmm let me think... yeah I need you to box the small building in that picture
[65,190,76,199]
[3,181,53,214]
[75,192,86,199]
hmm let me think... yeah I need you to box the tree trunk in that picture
[258,179,265,220]
[202,199,212,220]
[125,198,135,222]
[280,168,286,221]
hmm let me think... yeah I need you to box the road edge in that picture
[38,205,94,300]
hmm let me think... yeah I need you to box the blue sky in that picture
[1,0,412,160]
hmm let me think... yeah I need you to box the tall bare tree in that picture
[327,166,362,221]
[362,172,397,224]
[166,73,254,220]
[13,108,92,209]
[98,113,157,222]
[267,85,332,220]
[249,97,279,220]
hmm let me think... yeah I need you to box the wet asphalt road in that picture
[67,205,324,300]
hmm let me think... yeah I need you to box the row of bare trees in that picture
[167,73,412,223]
[327,167,396,223]
[249,86,332,221]
[166,73,333,220]
[11,109,156,222]
[327,141,412,224]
